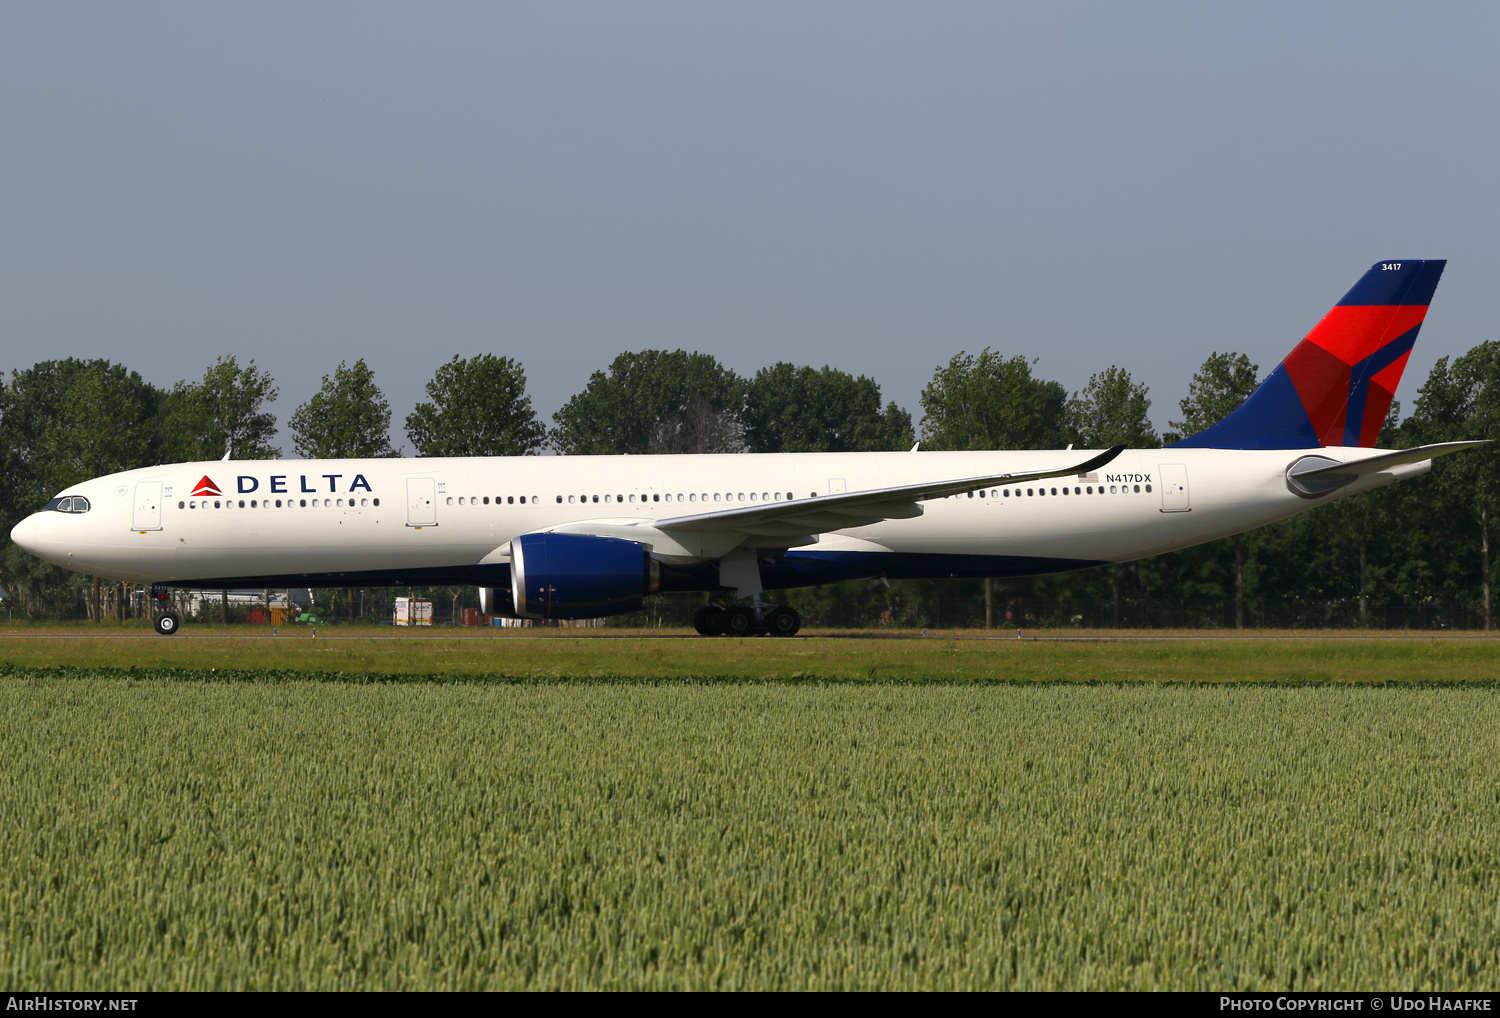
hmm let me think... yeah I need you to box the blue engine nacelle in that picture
[510,533,660,620]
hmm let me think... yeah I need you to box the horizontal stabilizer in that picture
[1287,441,1483,496]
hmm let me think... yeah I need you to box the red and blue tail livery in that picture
[1172,260,1446,449]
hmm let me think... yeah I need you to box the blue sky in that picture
[2,2,1495,451]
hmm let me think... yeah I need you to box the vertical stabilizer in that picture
[1172,260,1445,449]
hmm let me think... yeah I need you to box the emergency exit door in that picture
[1158,463,1190,512]
[132,482,163,531]
[407,478,437,526]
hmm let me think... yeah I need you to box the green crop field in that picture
[3,657,1500,989]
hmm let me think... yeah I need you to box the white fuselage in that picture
[11,446,1423,589]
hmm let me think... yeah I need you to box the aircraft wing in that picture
[653,445,1126,539]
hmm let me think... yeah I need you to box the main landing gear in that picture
[693,603,801,637]
[151,585,181,636]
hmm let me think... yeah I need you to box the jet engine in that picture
[510,533,660,620]
[477,586,518,617]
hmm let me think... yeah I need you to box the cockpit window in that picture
[42,496,89,513]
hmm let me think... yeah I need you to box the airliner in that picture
[10,260,1479,636]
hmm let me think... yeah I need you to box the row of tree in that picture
[2,343,1498,626]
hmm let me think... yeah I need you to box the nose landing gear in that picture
[150,585,181,636]
[692,603,801,637]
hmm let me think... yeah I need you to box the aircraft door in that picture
[132,482,163,531]
[407,478,437,527]
[1158,463,1190,512]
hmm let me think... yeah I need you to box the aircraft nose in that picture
[8,512,66,567]
[9,514,41,556]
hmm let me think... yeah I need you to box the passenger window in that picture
[374,498,381,506]
[1110,485,1117,494]
[713,493,721,502]
[592,494,599,503]
[568,495,576,504]
[690,493,697,502]
[1145,484,1152,493]
[508,497,515,504]
[1050,488,1057,496]
[298,499,306,507]
[1027,489,1033,496]
[653,494,660,502]
[556,495,563,503]
[1133,484,1140,493]
[967,491,973,499]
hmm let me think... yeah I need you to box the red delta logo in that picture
[191,476,222,497]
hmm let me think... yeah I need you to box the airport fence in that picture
[3,592,1493,631]
[611,598,1495,631]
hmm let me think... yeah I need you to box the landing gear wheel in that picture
[693,606,726,636]
[725,605,757,636]
[765,606,801,637]
[154,611,181,636]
